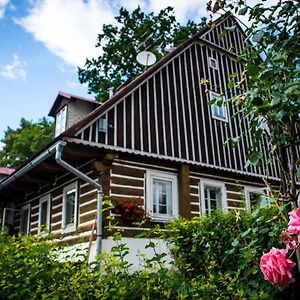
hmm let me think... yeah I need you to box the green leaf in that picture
[238,7,248,15]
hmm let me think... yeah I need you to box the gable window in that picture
[38,194,51,234]
[98,116,108,133]
[200,179,227,214]
[209,91,228,122]
[244,186,268,210]
[55,105,67,137]
[20,204,30,234]
[209,57,218,70]
[62,182,78,230]
[146,170,178,221]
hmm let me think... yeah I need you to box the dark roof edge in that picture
[48,91,100,117]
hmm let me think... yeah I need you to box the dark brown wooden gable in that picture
[76,41,279,179]
[201,16,250,55]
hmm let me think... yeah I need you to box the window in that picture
[209,91,228,122]
[244,186,268,210]
[98,116,108,132]
[62,182,78,230]
[38,194,51,234]
[20,204,30,234]
[146,170,178,221]
[200,179,227,214]
[209,57,218,70]
[55,105,67,137]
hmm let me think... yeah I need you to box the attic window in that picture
[209,91,228,122]
[55,105,67,137]
[98,116,107,133]
[209,57,218,70]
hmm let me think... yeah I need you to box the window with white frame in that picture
[209,91,228,122]
[146,170,178,221]
[62,182,78,230]
[244,186,268,210]
[55,105,67,137]
[200,179,227,214]
[20,204,30,234]
[38,194,51,234]
[209,57,218,70]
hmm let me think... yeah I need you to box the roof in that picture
[64,13,236,137]
[48,91,101,117]
[0,167,15,176]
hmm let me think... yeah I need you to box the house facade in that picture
[0,15,279,263]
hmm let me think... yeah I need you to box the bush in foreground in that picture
[0,202,286,299]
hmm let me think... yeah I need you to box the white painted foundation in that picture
[57,237,173,271]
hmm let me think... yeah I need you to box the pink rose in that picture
[260,247,295,288]
[288,208,300,241]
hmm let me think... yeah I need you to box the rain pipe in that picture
[0,141,62,190]
[55,141,103,260]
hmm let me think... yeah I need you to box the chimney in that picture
[108,87,114,98]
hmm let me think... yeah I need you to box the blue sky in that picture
[0,0,264,145]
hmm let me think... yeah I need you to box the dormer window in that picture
[55,106,67,137]
[209,57,218,70]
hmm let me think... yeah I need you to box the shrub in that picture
[166,202,287,298]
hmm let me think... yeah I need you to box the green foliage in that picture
[166,202,287,298]
[78,6,206,101]
[0,203,287,299]
[0,117,54,168]
[208,0,300,203]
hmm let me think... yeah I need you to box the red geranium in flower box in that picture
[112,197,145,223]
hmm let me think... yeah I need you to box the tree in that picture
[0,117,54,168]
[207,0,300,205]
[78,6,206,101]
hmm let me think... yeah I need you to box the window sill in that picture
[61,225,76,234]
[150,216,176,223]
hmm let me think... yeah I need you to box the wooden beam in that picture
[23,174,52,184]
[178,164,191,219]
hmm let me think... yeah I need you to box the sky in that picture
[0,0,271,144]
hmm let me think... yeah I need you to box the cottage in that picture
[0,14,279,263]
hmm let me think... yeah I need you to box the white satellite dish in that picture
[136,51,157,67]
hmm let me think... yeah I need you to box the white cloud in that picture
[14,0,211,68]
[15,0,117,67]
[0,0,9,18]
[0,54,27,80]
[13,0,281,70]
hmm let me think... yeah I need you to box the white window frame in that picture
[244,186,268,210]
[146,170,178,222]
[38,194,51,234]
[62,181,78,231]
[55,105,67,137]
[209,91,228,122]
[200,179,227,214]
[209,57,218,70]
[20,204,31,234]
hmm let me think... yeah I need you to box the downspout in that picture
[55,141,103,259]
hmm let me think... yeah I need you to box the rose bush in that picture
[261,208,300,289]
[260,248,296,288]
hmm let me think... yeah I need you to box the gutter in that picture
[55,141,103,260]
[0,140,103,260]
[0,141,62,190]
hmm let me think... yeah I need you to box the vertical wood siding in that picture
[76,29,278,179]
[201,17,251,55]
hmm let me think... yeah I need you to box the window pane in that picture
[204,187,221,213]
[20,209,29,233]
[40,201,48,226]
[153,179,172,216]
[65,189,76,225]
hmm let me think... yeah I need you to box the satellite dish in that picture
[136,51,157,67]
